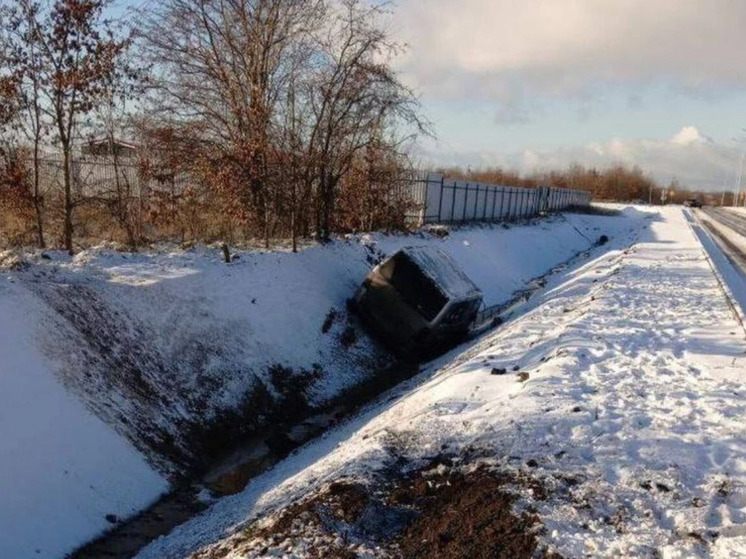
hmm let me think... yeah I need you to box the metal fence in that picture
[29,157,193,200]
[407,173,592,226]
[27,158,592,230]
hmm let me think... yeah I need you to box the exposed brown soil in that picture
[199,461,550,559]
[394,468,541,559]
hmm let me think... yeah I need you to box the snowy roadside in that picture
[137,206,746,559]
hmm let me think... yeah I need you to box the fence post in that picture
[473,183,480,221]
[436,173,445,222]
[462,183,469,222]
[421,174,428,227]
[518,189,523,219]
[490,187,497,220]
[518,189,525,219]
[482,185,488,220]
[522,189,527,219]
[451,180,456,222]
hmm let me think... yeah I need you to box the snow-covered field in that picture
[0,211,637,559]
[137,207,746,559]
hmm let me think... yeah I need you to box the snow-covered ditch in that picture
[0,209,644,559]
[135,206,746,559]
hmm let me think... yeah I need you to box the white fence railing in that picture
[407,173,592,226]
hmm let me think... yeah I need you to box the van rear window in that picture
[379,253,448,321]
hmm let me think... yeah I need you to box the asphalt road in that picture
[697,207,746,274]
[701,207,746,238]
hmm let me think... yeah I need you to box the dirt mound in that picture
[394,467,540,559]
[199,462,548,559]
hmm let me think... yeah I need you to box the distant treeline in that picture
[440,164,723,206]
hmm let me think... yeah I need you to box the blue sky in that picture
[116,0,746,191]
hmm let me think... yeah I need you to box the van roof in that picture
[395,246,482,301]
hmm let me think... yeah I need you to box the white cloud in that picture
[418,126,741,192]
[671,126,713,146]
[396,0,746,104]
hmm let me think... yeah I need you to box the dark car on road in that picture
[684,199,702,208]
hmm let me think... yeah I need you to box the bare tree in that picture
[139,0,426,244]
[0,74,35,245]
[1,0,132,254]
[92,41,146,251]
[301,0,426,240]
[140,0,325,247]
[95,102,140,249]
[0,0,47,247]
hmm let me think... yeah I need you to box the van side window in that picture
[379,253,448,321]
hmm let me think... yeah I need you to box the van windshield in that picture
[379,253,448,321]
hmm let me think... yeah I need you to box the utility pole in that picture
[735,151,745,207]
[720,171,730,206]
[732,133,746,207]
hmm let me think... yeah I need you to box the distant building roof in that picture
[85,137,138,150]
[81,137,138,158]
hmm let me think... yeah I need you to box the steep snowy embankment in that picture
[7,211,641,476]
[137,207,746,558]
[0,209,644,559]
[0,283,168,559]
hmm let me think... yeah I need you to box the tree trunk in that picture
[112,141,137,251]
[320,175,335,242]
[62,146,74,254]
[291,178,297,253]
[264,202,270,249]
[32,142,45,249]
